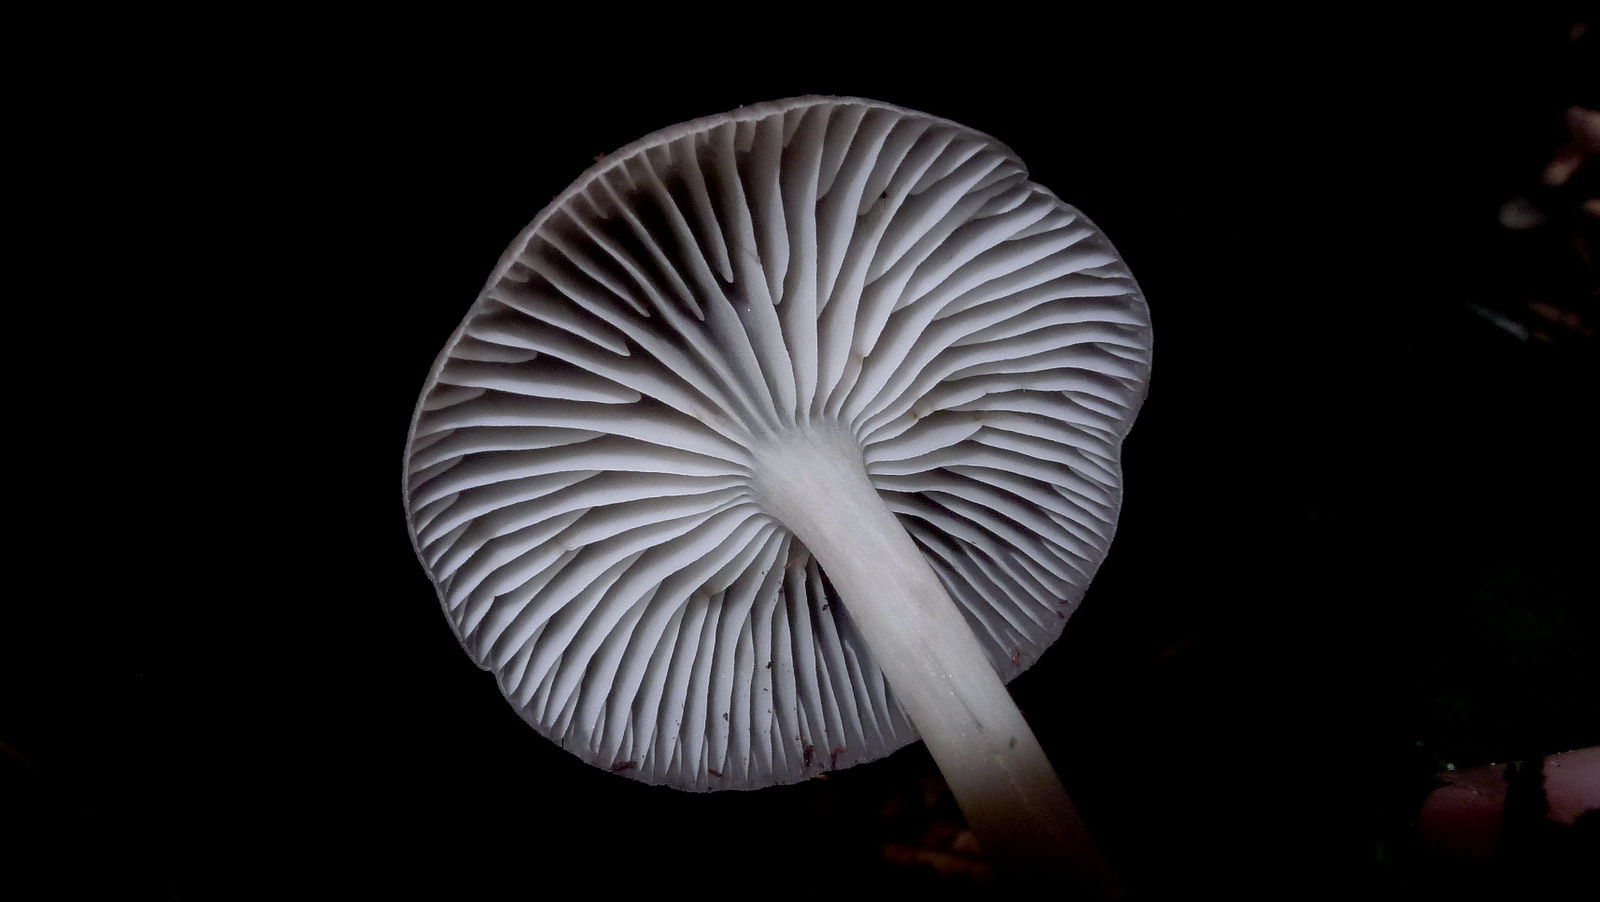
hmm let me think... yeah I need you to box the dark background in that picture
[7,8,1595,899]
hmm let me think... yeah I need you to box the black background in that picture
[7,8,1596,899]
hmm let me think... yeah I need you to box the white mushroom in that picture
[403,96,1150,890]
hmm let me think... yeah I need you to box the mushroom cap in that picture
[403,96,1151,791]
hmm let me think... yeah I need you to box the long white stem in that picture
[750,426,1123,894]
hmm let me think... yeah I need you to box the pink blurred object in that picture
[1416,746,1600,859]
[1544,745,1600,826]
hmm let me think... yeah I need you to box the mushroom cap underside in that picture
[404,96,1151,791]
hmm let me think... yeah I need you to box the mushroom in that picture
[403,96,1150,890]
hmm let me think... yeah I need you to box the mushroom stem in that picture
[751,426,1124,894]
